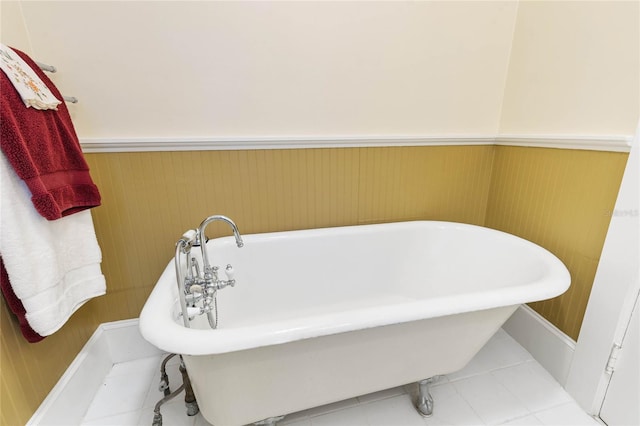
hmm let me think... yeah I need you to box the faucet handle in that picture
[182,229,197,242]
[224,264,235,281]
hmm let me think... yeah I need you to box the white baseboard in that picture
[27,319,163,426]
[502,304,576,386]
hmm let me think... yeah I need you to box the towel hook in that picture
[36,61,78,103]
[35,61,56,73]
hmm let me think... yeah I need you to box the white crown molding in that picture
[79,134,632,153]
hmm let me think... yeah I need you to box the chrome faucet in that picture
[174,215,244,329]
[197,215,244,281]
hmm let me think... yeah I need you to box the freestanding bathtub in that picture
[139,221,570,425]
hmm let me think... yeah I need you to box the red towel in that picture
[1,47,101,342]
[0,258,44,343]
[0,47,101,220]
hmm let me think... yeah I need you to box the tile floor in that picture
[80,329,600,426]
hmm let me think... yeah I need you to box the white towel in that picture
[0,153,105,336]
[0,44,61,110]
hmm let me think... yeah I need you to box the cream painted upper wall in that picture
[500,1,639,136]
[12,1,518,139]
[0,1,32,54]
[8,1,635,141]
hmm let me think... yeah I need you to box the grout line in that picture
[446,379,487,426]
[444,358,532,385]
[81,409,144,425]
[530,400,577,417]
[356,388,408,406]
[485,359,535,374]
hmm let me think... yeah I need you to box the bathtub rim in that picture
[139,220,570,355]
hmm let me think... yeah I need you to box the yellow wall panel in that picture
[1,296,97,426]
[357,146,494,225]
[485,146,628,339]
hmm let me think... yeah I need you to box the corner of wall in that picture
[502,305,576,386]
[0,0,33,54]
[480,144,499,227]
[26,319,163,426]
[495,0,520,135]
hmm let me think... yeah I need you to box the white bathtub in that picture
[140,221,570,425]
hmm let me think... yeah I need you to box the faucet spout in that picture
[198,215,243,247]
[197,215,243,274]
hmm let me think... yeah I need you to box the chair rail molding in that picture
[79,134,632,153]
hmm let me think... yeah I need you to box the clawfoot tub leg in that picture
[254,415,286,425]
[415,377,434,417]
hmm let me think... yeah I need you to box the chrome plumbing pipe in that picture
[174,233,196,328]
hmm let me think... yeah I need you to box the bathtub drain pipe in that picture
[151,354,199,426]
[158,353,177,397]
[179,357,199,416]
[152,383,185,426]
